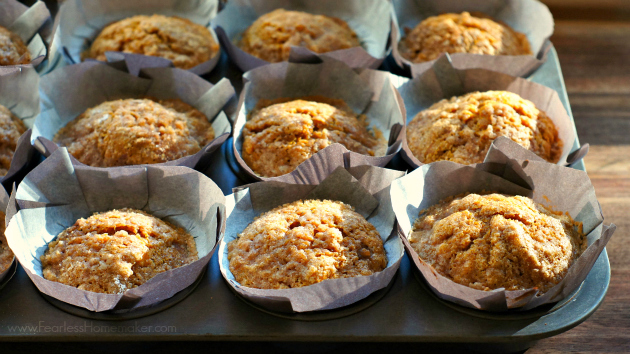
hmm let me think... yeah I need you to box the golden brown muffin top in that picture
[399,12,532,63]
[0,104,27,177]
[41,208,198,294]
[0,25,31,66]
[407,90,562,165]
[53,98,215,167]
[228,199,387,289]
[238,9,361,63]
[83,14,219,69]
[0,211,13,274]
[410,193,586,293]
[242,97,386,177]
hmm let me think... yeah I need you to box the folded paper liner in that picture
[0,187,12,284]
[56,0,221,75]
[390,0,554,77]
[4,148,226,312]
[212,0,393,72]
[232,53,405,181]
[219,157,406,313]
[32,61,235,170]
[391,139,616,311]
[0,0,51,67]
[395,54,580,169]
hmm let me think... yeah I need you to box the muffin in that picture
[238,9,361,63]
[53,98,215,167]
[0,25,31,66]
[410,193,586,293]
[242,97,386,177]
[0,211,13,274]
[0,104,27,176]
[399,12,532,63]
[41,208,198,294]
[407,90,562,164]
[228,200,387,289]
[83,15,219,70]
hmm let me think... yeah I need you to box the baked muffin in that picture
[53,98,215,167]
[0,104,27,176]
[399,12,532,63]
[41,208,198,294]
[83,15,219,70]
[228,200,387,289]
[238,9,361,63]
[407,91,562,164]
[0,211,13,274]
[0,25,31,66]
[410,193,586,293]
[242,97,386,177]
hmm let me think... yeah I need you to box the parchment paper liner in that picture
[0,66,39,189]
[4,148,226,312]
[212,0,394,72]
[391,141,616,311]
[0,0,51,68]
[232,53,405,181]
[31,60,235,170]
[219,158,406,313]
[390,0,554,77]
[0,187,13,284]
[395,54,584,170]
[55,0,221,75]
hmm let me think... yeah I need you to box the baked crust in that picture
[84,15,219,69]
[0,104,27,176]
[239,9,361,62]
[54,98,215,167]
[407,90,562,164]
[228,200,387,289]
[399,12,532,63]
[41,208,198,294]
[0,25,30,66]
[410,193,586,293]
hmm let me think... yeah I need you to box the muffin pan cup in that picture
[232,53,405,181]
[390,0,554,77]
[4,148,226,312]
[219,154,406,313]
[395,54,585,170]
[54,0,222,75]
[0,0,52,68]
[212,0,395,72]
[391,140,616,311]
[31,60,235,171]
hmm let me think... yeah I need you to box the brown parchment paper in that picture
[31,60,235,170]
[0,0,51,67]
[4,148,226,312]
[212,0,394,72]
[390,0,554,77]
[219,159,406,313]
[395,54,581,170]
[391,143,616,311]
[0,187,13,284]
[232,53,405,181]
[55,0,221,75]
[0,66,39,188]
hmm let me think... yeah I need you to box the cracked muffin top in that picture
[0,25,30,66]
[241,97,386,177]
[228,199,387,289]
[0,104,27,176]
[238,9,361,63]
[41,208,198,294]
[406,90,562,165]
[83,14,219,69]
[53,98,215,167]
[410,193,586,293]
[399,12,532,63]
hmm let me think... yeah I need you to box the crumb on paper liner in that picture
[390,0,554,77]
[391,139,615,311]
[219,149,406,313]
[4,148,226,312]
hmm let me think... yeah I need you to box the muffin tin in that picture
[0,42,610,352]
